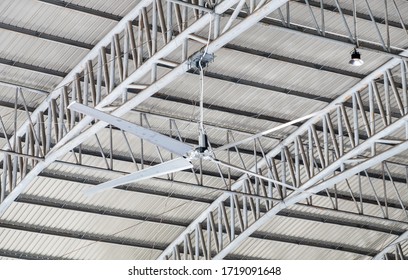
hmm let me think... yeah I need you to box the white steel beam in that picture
[158,41,408,260]
[214,130,408,259]
[159,111,408,259]
[3,0,407,260]
[0,0,154,206]
[374,231,408,260]
[0,0,290,215]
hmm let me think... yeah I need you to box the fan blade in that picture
[209,157,301,192]
[214,111,323,151]
[69,102,192,157]
[84,157,193,196]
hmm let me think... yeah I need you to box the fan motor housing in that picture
[197,133,209,153]
[188,51,214,71]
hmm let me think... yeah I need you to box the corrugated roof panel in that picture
[228,20,391,75]
[290,202,408,231]
[0,84,47,107]
[231,237,370,259]
[18,176,211,223]
[209,49,360,100]
[0,0,407,260]
[0,227,160,259]
[137,98,301,138]
[68,0,139,17]
[3,202,185,246]
[0,107,38,134]
[0,0,117,45]
[0,64,62,90]
[332,0,408,27]
[0,30,88,73]
[286,1,408,49]
[257,215,396,252]
[161,71,328,121]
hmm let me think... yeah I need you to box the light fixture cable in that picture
[349,0,363,66]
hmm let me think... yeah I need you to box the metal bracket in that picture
[188,51,214,71]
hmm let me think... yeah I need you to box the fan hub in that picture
[188,148,212,160]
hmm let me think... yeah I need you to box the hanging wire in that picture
[352,0,358,47]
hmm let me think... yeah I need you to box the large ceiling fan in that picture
[68,101,320,196]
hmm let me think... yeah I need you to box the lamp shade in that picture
[349,49,364,66]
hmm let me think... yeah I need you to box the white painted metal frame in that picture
[158,46,408,259]
[0,0,291,215]
[1,0,408,260]
[213,118,408,259]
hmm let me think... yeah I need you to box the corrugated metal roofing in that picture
[0,0,117,45]
[0,0,408,260]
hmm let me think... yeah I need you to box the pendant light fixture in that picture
[349,48,364,66]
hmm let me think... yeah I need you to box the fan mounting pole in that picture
[198,131,208,153]
[188,50,214,155]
